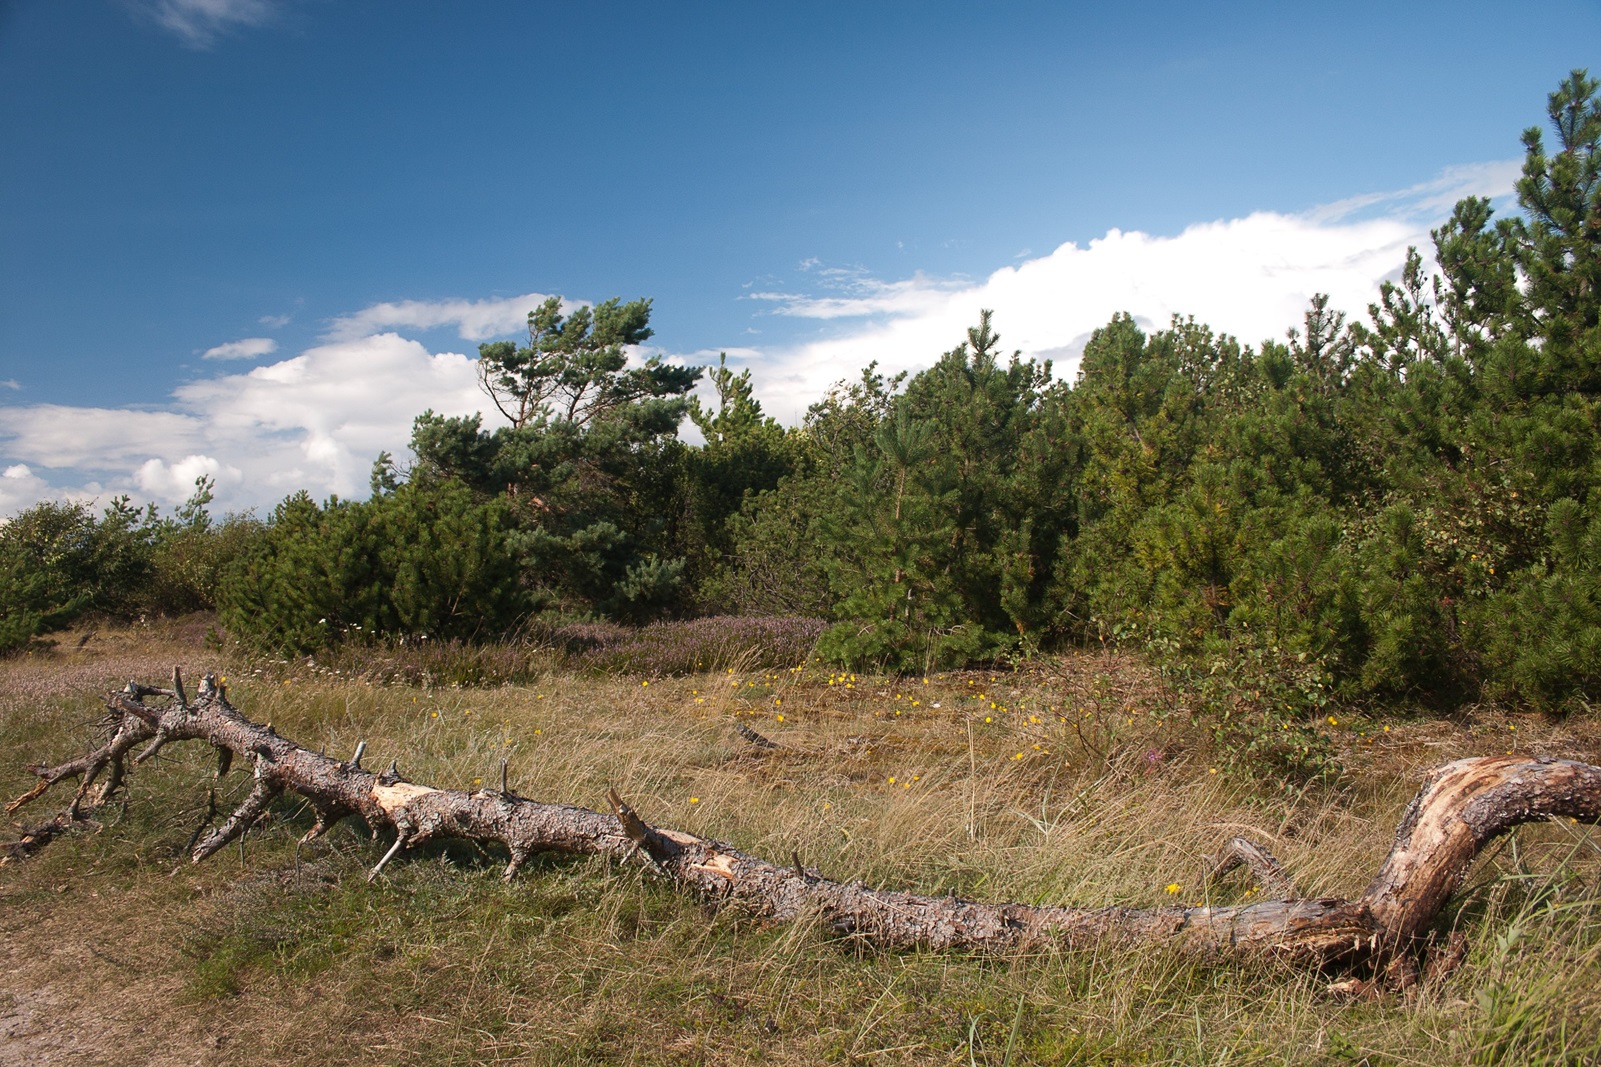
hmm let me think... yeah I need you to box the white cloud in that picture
[133,0,278,48]
[0,463,57,516]
[0,334,495,514]
[0,406,210,469]
[258,313,292,328]
[201,336,278,361]
[134,454,239,500]
[740,162,1523,423]
[323,292,561,343]
[744,212,1423,422]
[0,380,19,391]
[1310,159,1522,223]
[749,267,967,320]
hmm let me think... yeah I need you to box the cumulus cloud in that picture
[134,454,240,500]
[323,292,560,343]
[132,0,278,48]
[742,213,1415,422]
[0,334,494,514]
[0,464,54,516]
[201,337,278,361]
[0,406,210,470]
[741,163,1523,423]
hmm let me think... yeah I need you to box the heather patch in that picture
[538,615,826,677]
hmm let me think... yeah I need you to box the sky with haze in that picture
[1,0,1597,515]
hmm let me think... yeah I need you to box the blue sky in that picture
[1,0,1596,513]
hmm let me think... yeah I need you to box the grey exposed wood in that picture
[8,672,1601,990]
[734,722,781,749]
[1205,836,1298,899]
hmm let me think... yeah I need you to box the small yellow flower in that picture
[888,776,897,784]
[642,680,649,687]
[1208,767,1217,774]
[472,777,481,786]
[776,714,785,722]
[689,797,699,804]
[1166,883,1181,895]
[1327,716,1338,726]
[984,716,992,723]
[431,711,439,718]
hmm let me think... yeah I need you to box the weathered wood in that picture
[7,673,1600,989]
[1206,836,1298,899]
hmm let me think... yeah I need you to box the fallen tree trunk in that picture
[8,671,1600,991]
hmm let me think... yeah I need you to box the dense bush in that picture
[722,72,1601,707]
[0,480,260,653]
[217,480,526,654]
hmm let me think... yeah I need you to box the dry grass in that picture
[2,621,1600,1065]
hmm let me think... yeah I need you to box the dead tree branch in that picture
[1206,836,1298,899]
[7,673,1601,989]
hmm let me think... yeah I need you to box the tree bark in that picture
[8,672,1600,990]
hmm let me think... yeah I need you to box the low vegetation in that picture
[3,620,1600,1065]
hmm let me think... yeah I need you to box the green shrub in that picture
[218,480,527,653]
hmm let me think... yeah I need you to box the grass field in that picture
[2,619,1600,1065]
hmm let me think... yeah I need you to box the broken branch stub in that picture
[7,673,1601,988]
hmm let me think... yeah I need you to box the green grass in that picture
[2,621,1600,1064]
